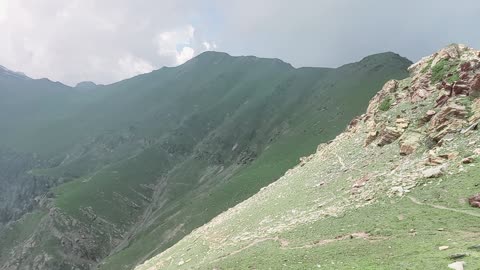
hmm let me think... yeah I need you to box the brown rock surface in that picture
[377,127,403,146]
[468,194,480,208]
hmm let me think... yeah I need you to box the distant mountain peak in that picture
[75,81,98,89]
[189,50,294,69]
[0,65,31,80]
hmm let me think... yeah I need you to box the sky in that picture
[1,0,480,86]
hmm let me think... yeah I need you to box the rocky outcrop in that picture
[429,104,468,142]
[468,194,480,208]
[399,131,422,155]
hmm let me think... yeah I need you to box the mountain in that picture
[0,65,31,80]
[136,44,480,270]
[75,81,99,90]
[0,51,411,270]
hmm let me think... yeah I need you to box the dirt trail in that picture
[210,232,374,263]
[407,196,480,218]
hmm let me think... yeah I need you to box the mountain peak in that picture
[187,50,294,69]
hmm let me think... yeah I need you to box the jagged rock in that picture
[419,110,437,126]
[452,81,470,95]
[425,156,446,166]
[462,157,474,164]
[395,118,409,129]
[366,80,398,115]
[422,165,446,178]
[408,56,428,74]
[377,127,403,146]
[460,61,472,72]
[383,80,398,93]
[364,131,378,146]
[435,94,450,107]
[399,132,422,156]
[429,104,468,141]
[347,116,361,130]
[471,73,480,91]
[468,194,480,208]
[432,44,462,66]
[469,99,480,122]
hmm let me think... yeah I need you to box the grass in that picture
[379,96,393,111]
[431,59,460,84]
[203,163,480,269]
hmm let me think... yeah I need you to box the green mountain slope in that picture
[0,52,411,270]
[136,44,480,270]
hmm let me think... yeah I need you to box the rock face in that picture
[364,44,480,157]
[399,132,422,155]
[0,148,54,225]
[377,127,403,146]
[429,104,468,141]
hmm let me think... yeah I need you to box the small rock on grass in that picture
[439,246,449,251]
[448,261,465,270]
[422,165,446,178]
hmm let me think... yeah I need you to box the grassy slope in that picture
[137,107,480,270]
[135,49,480,270]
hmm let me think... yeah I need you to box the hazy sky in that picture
[1,0,480,85]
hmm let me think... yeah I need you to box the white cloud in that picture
[155,24,197,65]
[177,46,195,64]
[202,41,211,50]
[118,54,155,78]
[5,0,479,86]
[0,0,8,23]
[0,0,217,85]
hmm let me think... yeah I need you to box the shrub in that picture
[431,59,460,84]
[379,97,392,111]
